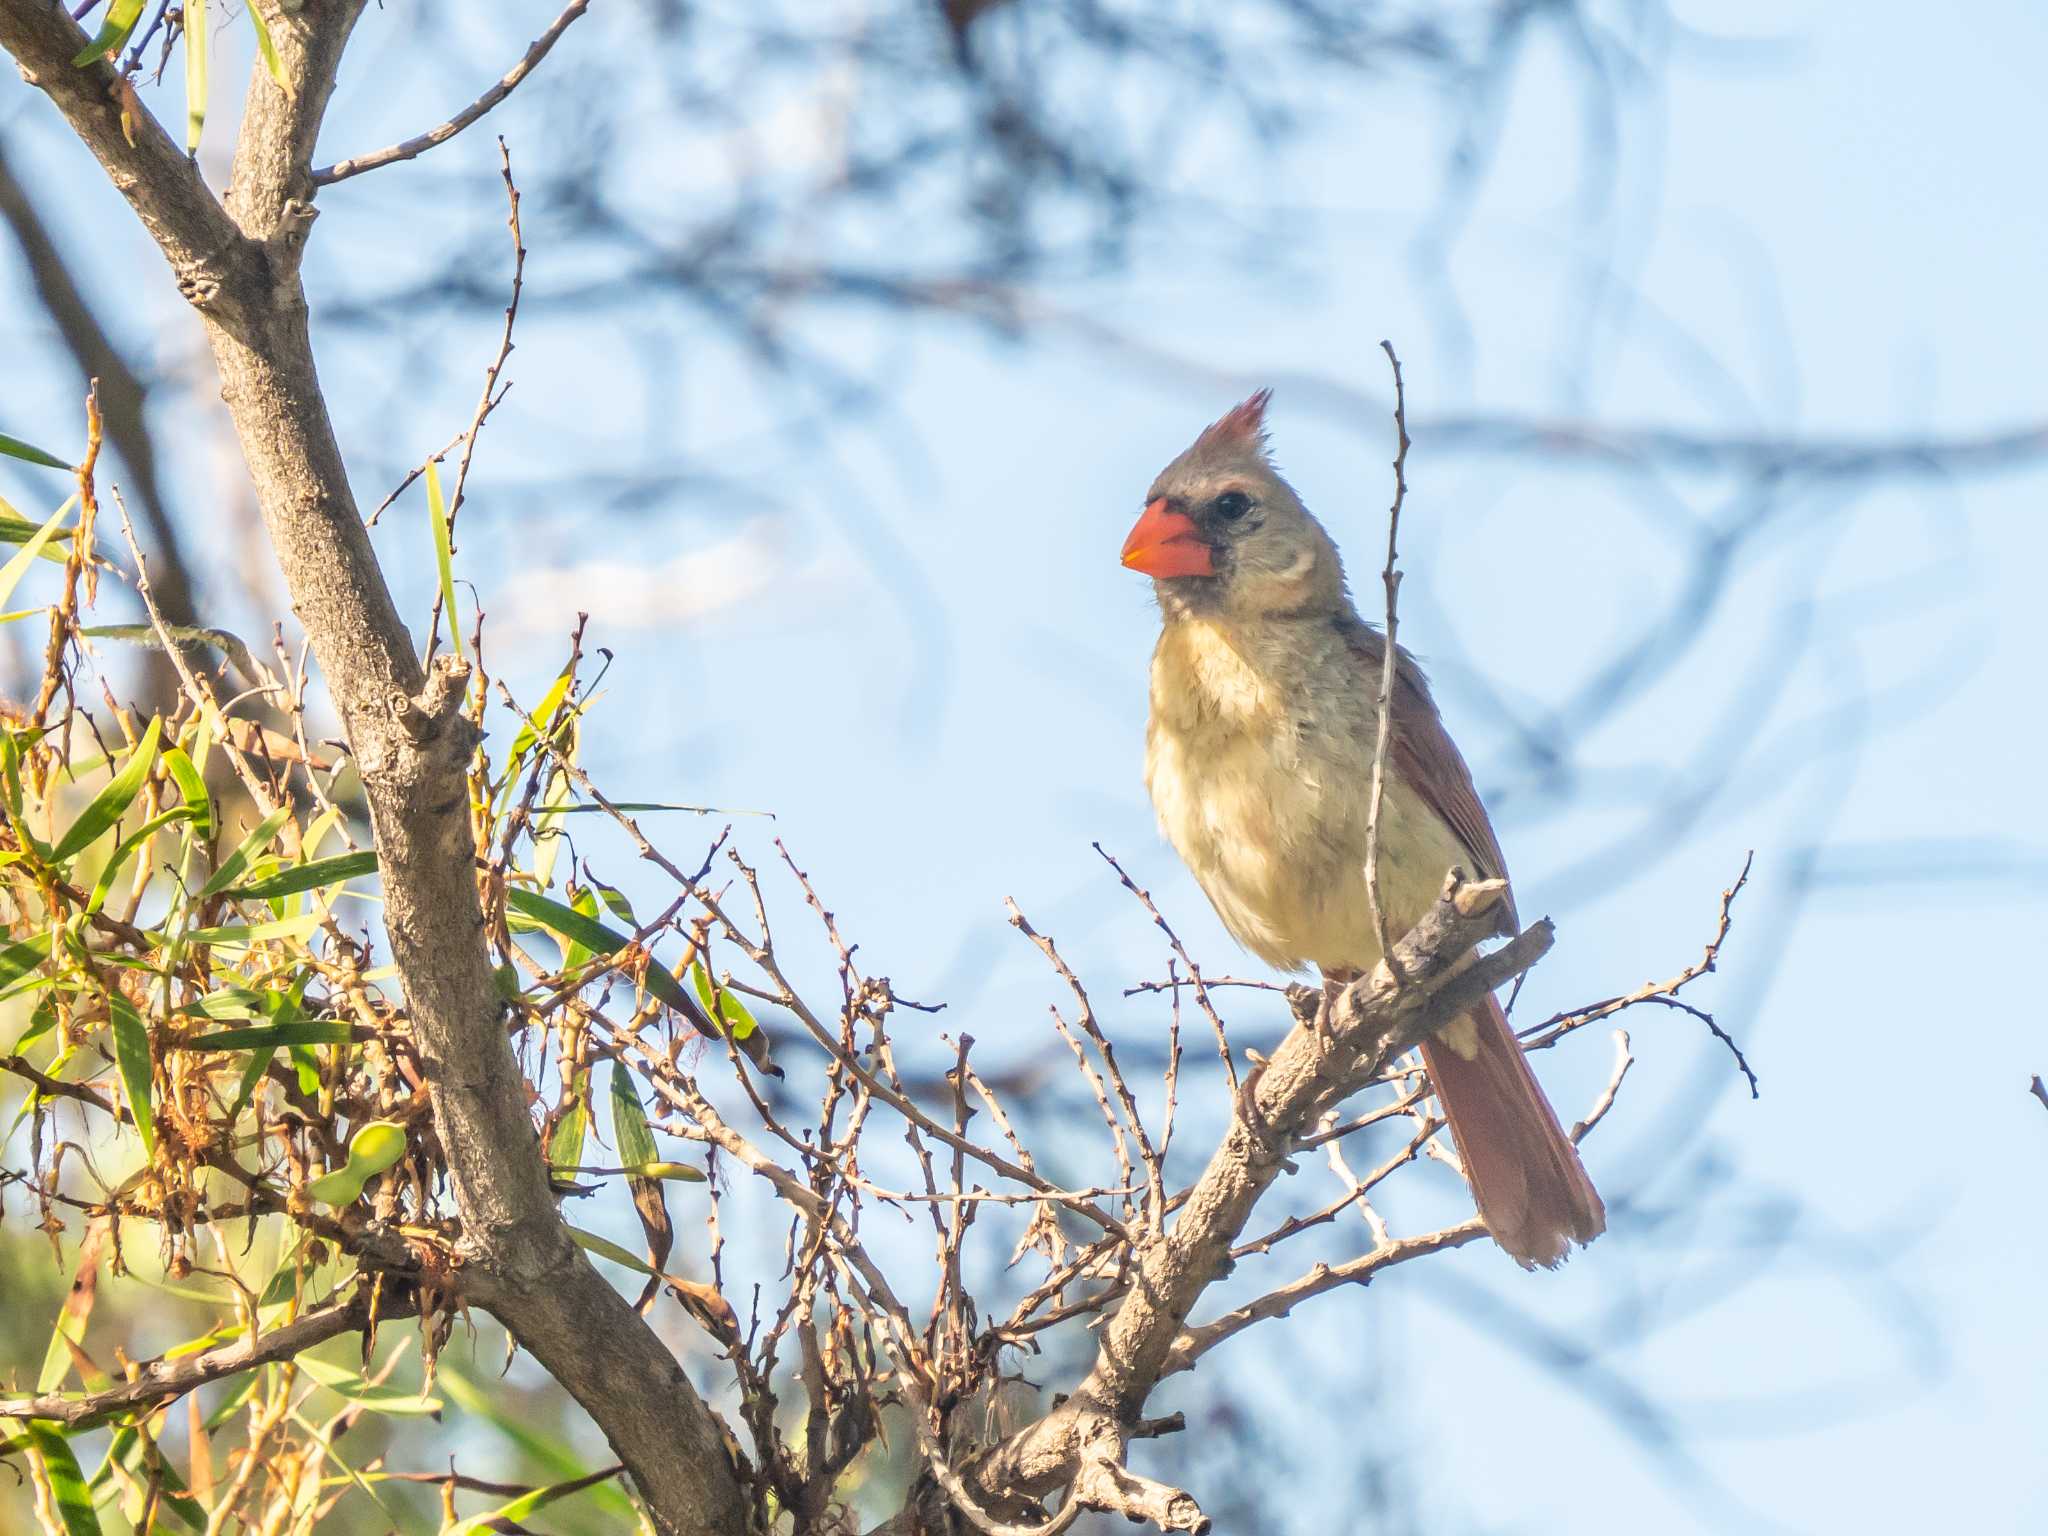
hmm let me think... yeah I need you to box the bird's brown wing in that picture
[1340,619,1515,927]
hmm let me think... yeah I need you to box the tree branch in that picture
[0,5,746,1531]
[0,134,201,654]
[0,1291,400,1428]
[311,0,593,185]
[961,871,1546,1527]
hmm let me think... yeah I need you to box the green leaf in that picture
[547,1070,589,1175]
[79,624,271,691]
[437,1366,639,1522]
[590,879,636,927]
[0,513,78,561]
[26,1423,101,1536]
[71,0,146,66]
[690,961,760,1041]
[86,805,198,914]
[170,1019,354,1051]
[504,664,575,778]
[183,0,208,152]
[425,457,463,660]
[634,1161,707,1181]
[180,913,324,946]
[549,800,775,817]
[609,1061,658,1169]
[307,1119,407,1206]
[566,1224,662,1276]
[160,745,211,842]
[562,884,600,971]
[107,994,155,1158]
[293,1356,442,1416]
[530,761,575,892]
[442,1466,624,1536]
[0,494,77,615]
[0,432,71,470]
[247,1,286,89]
[221,849,377,900]
[506,887,632,969]
[506,888,774,1070]
[48,716,160,865]
[197,804,292,898]
[0,930,55,996]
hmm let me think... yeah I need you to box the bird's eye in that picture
[1212,491,1252,521]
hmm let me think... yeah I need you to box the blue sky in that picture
[4,2,2045,1531]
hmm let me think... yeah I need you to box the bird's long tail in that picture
[1418,992,1605,1268]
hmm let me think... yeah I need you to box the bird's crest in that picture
[1193,388,1273,461]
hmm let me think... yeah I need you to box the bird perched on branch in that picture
[1120,390,1604,1268]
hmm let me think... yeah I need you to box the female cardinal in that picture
[1121,390,1604,1268]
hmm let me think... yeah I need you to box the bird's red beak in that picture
[1120,498,1213,579]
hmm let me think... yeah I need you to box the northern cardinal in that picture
[1121,390,1604,1268]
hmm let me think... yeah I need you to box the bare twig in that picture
[1093,844,1238,1096]
[1521,850,1757,1097]
[1362,338,1410,981]
[312,0,595,185]
[0,1292,403,1427]
[1570,1031,1634,1143]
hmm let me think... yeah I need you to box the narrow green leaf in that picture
[506,887,633,969]
[0,931,55,995]
[191,982,281,1020]
[0,432,71,470]
[547,1069,589,1175]
[504,664,575,776]
[222,849,377,900]
[107,995,155,1159]
[437,1366,639,1521]
[549,800,775,817]
[293,1356,442,1416]
[0,494,76,615]
[197,804,292,898]
[26,1424,101,1536]
[590,879,636,927]
[79,624,271,691]
[183,0,208,152]
[0,514,78,561]
[170,1019,354,1051]
[530,761,575,891]
[562,884,600,971]
[443,1466,624,1536]
[425,458,463,660]
[48,716,160,865]
[8,994,60,1052]
[86,805,198,914]
[634,1161,706,1181]
[180,912,324,946]
[160,745,211,841]
[690,961,759,1041]
[609,1061,658,1168]
[71,0,146,66]
[566,1225,661,1276]
[85,1425,206,1532]
[247,2,286,89]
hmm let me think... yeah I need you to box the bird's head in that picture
[1120,389,1346,621]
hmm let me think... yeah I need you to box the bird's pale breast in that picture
[1144,618,1473,975]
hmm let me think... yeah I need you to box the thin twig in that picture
[312,0,595,185]
[1521,849,1757,1097]
[1362,338,1409,981]
[1570,1031,1633,1143]
[1093,843,1237,1096]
